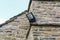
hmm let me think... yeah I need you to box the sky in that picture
[0,0,29,24]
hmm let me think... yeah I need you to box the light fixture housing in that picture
[26,12,36,23]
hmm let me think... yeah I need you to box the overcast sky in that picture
[0,0,29,24]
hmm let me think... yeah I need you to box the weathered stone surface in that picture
[29,1,60,25]
[0,0,60,40]
[0,11,30,40]
[28,26,60,40]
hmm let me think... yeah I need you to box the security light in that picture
[26,12,36,23]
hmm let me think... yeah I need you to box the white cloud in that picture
[0,18,7,24]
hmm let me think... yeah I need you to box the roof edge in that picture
[0,10,28,27]
[28,0,32,12]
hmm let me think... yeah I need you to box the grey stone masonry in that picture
[29,1,60,25]
[29,26,60,40]
[0,0,60,40]
[0,11,30,40]
[28,0,60,40]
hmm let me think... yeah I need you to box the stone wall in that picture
[28,1,60,40]
[0,11,30,40]
[29,26,60,40]
[0,0,60,40]
[29,1,60,24]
